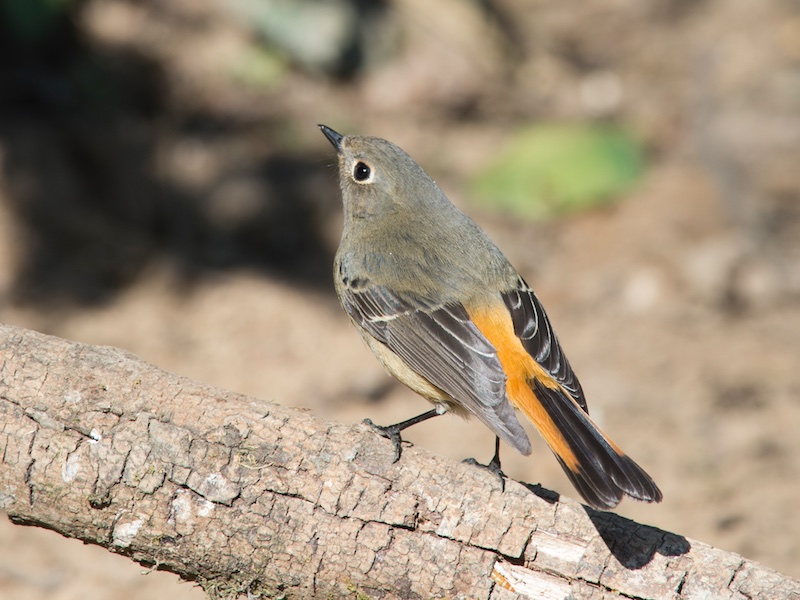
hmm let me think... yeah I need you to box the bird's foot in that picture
[362,418,404,463]
[361,409,442,463]
[463,437,506,491]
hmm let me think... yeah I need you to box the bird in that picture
[319,124,662,510]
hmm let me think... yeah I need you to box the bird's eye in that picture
[353,162,372,182]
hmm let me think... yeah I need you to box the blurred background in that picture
[1,0,799,597]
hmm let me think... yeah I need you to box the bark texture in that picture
[0,324,798,599]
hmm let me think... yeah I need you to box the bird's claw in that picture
[363,418,404,463]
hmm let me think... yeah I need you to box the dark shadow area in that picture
[520,482,560,505]
[520,482,689,569]
[586,506,691,569]
[0,0,340,308]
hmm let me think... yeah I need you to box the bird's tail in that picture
[509,376,662,509]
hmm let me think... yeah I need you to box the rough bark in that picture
[0,324,797,600]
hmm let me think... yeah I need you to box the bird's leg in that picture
[463,436,506,491]
[363,408,442,463]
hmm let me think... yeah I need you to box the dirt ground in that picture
[1,0,799,598]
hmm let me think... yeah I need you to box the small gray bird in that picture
[320,124,662,509]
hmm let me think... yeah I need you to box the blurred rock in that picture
[679,235,744,306]
[580,70,624,116]
[621,267,664,314]
[731,255,792,311]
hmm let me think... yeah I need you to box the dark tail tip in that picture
[533,378,662,510]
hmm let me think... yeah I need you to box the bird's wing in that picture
[501,276,587,411]
[340,279,531,455]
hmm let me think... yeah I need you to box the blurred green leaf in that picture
[469,123,645,220]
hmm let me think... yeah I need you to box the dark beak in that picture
[318,124,344,153]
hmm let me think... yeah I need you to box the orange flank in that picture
[466,299,581,471]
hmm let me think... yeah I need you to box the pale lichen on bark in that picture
[1,324,799,599]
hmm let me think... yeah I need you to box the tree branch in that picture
[0,324,797,599]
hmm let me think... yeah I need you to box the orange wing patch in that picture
[467,299,580,471]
